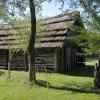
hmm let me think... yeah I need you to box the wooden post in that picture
[61,48,63,72]
[64,46,67,71]
[54,51,57,72]
[8,49,11,79]
[71,47,74,69]
[98,55,100,66]
[74,47,77,67]
[68,47,71,70]
[94,55,100,89]
[24,53,27,71]
[70,47,72,70]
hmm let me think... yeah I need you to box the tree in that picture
[0,0,50,83]
[28,0,36,82]
[56,0,100,89]
[14,0,100,85]
[94,55,100,89]
[77,0,100,89]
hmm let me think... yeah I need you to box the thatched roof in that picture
[35,11,83,48]
[0,30,27,49]
[0,11,83,49]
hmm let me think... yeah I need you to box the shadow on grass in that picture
[60,65,94,78]
[0,70,4,76]
[36,80,99,94]
[36,80,50,87]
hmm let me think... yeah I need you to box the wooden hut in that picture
[0,11,85,72]
[35,11,84,72]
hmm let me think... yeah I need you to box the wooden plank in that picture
[0,49,8,67]
[35,64,55,72]
[54,51,57,71]
[35,53,56,71]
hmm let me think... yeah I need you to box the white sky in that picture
[42,1,62,17]
[41,1,81,18]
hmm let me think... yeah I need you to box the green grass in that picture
[0,57,100,100]
[86,56,98,66]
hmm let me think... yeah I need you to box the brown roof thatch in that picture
[0,11,83,49]
[35,11,83,48]
[0,30,27,49]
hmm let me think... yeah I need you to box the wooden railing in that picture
[35,64,55,72]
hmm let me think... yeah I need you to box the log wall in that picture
[0,44,79,72]
[58,42,78,72]
[35,53,56,72]
[10,54,28,70]
[0,49,8,68]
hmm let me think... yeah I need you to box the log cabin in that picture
[0,11,85,72]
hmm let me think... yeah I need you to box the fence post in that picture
[98,55,100,66]
[94,55,100,89]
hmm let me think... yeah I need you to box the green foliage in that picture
[0,1,5,17]
[55,0,100,33]
[86,32,100,55]
[47,0,100,55]
[0,8,4,17]
[65,13,87,54]
[66,23,100,55]
[78,0,100,33]
[3,19,31,53]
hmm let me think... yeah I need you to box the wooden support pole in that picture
[74,47,77,67]
[54,51,57,72]
[61,48,63,72]
[68,47,71,70]
[94,55,100,89]
[8,49,11,79]
[99,55,100,66]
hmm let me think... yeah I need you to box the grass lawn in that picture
[0,56,100,100]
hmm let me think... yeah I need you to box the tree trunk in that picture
[28,0,36,82]
[94,55,100,89]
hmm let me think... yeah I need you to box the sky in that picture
[41,1,80,18]
[42,1,62,17]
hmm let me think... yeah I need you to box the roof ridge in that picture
[44,11,80,21]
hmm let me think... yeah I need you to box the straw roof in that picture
[0,30,27,49]
[35,11,83,48]
[0,11,83,49]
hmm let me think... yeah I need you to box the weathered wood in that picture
[0,49,8,67]
[0,41,80,73]
[8,49,12,79]
[5,51,27,71]
[68,47,71,69]
[61,47,64,72]
[35,52,56,72]
[94,55,100,89]
[54,51,57,71]
[65,46,68,71]
[35,64,55,72]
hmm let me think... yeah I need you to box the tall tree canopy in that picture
[55,0,100,32]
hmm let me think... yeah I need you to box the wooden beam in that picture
[54,51,57,71]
